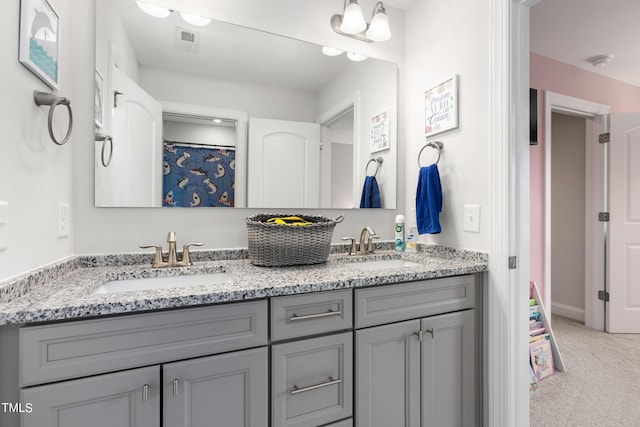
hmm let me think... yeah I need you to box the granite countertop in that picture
[0,244,488,326]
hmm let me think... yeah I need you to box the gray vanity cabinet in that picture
[355,274,479,427]
[21,366,160,427]
[163,347,268,427]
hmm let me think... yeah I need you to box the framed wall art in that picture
[370,110,390,153]
[95,69,104,128]
[425,74,458,137]
[19,0,60,90]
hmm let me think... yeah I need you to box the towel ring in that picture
[417,141,443,167]
[33,91,73,146]
[96,133,113,167]
[365,157,383,177]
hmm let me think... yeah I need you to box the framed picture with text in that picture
[425,75,458,137]
[19,0,60,90]
[370,110,390,153]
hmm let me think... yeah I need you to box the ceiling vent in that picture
[175,27,200,53]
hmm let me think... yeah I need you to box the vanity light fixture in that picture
[347,52,368,62]
[331,0,392,43]
[136,1,172,18]
[589,54,613,67]
[179,11,211,27]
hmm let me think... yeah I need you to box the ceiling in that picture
[530,0,640,88]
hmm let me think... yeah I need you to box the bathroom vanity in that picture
[0,246,487,427]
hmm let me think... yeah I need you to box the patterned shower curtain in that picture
[162,141,236,207]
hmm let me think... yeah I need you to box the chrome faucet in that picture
[140,231,203,268]
[342,226,379,256]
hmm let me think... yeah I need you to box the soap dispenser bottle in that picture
[405,209,418,253]
[395,214,405,253]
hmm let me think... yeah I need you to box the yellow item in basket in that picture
[266,216,312,226]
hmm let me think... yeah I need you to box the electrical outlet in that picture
[57,203,70,238]
[0,201,8,251]
[464,204,481,233]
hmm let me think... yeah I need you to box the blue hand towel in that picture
[360,176,381,208]
[416,164,442,234]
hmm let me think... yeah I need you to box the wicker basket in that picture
[246,214,343,267]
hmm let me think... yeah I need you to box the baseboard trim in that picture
[551,301,585,322]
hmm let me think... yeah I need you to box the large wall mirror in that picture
[94,0,398,209]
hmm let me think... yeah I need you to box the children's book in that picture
[530,339,554,380]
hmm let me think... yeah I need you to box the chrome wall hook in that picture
[95,133,113,167]
[33,90,73,146]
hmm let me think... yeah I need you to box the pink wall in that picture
[529,52,640,298]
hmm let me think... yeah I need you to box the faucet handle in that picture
[139,244,167,268]
[341,237,357,256]
[178,242,204,266]
[167,230,177,243]
[366,235,380,254]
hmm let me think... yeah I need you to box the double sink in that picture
[93,258,422,295]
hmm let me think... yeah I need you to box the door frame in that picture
[543,91,609,330]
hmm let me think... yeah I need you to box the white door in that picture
[608,113,640,332]
[248,118,321,208]
[108,66,162,207]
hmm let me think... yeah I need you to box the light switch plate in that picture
[0,201,8,251]
[464,204,481,233]
[57,203,70,238]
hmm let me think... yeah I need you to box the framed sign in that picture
[95,69,104,128]
[19,0,60,90]
[425,75,458,137]
[370,110,390,153]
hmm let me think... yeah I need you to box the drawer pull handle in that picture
[173,379,179,396]
[289,309,342,322]
[142,384,149,401]
[290,377,342,395]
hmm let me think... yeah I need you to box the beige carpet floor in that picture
[529,315,640,426]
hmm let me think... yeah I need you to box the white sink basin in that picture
[345,259,422,271]
[94,272,233,294]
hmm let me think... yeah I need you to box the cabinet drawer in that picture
[271,290,352,341]
[355,275,476,328]
[272,332,353,427]
[20,301,268,386]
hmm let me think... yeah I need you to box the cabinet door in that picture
[272,332,353,427]
[421,310,475,427]
[21,366,159,427]
[163,347,268,427]
[356,320,421,427]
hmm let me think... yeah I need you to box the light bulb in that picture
[322,46,344,56]
[136,1,171,18]
[365,9,391,42]
[180,11,211,27]
[340,1,367,34]
[347,52,368,62]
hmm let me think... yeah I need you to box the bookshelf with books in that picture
[529,281,565,385]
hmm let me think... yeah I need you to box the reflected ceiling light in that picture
[347,52,368,62]
[331,1,391,43]
[589,54,613,67]
[213,118,222,123]
[322,46,344,56]
[180,11,211,27]
[136,1,172,18]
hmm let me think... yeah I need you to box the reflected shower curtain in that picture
[162,141,236,207]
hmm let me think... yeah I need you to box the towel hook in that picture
[417,141,443,167]
[33,90,73,146]
[95,133,113,167]
[365,157,383,177]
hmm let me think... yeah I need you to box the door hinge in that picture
[599,132,610,143]
[598,212,610,222]
[508,256,517,269]
[114,91,123,108]
[598,290,610,302]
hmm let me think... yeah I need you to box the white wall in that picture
[0,0,74,281]
[403,0,492,252]
[164,121,236,147]
[72,0,406,256]
[140,67,317,123]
